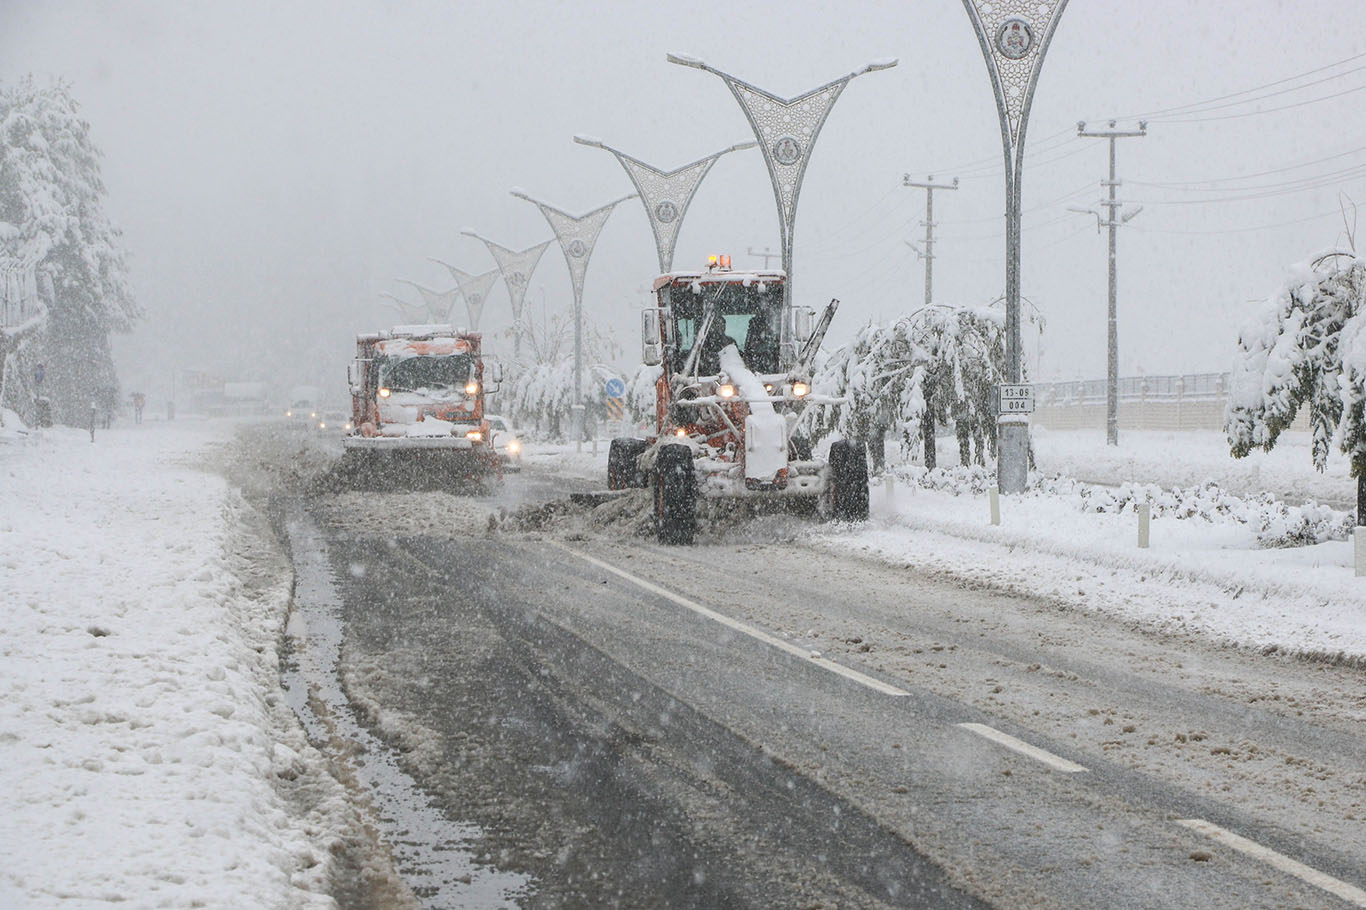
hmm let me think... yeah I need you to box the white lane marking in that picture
[552,543,909,697]
[956,723,1088,773]
[1177,818,1366,907]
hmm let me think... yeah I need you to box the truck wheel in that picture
[608,437,648,490]
[827,439,870,522]
[654,443,696,545]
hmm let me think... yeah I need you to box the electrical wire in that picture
[1150,82,1366,125]
[1110,50,1366,121]
[1128,146,1366,189]
[1128,203,1358,236]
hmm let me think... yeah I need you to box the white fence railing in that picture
[1031,373,1309,433]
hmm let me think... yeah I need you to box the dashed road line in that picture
[956,722,1088,773]
[1177,818,1366,907]
[553,542,910,697]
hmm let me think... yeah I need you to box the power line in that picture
[1110,49,1366,121]
[1129,168,1366,205]
[1150,82,1366,125]
[1129,202,1358,236]
[1128,145,1366,189]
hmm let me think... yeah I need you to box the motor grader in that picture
[608,256,868,544]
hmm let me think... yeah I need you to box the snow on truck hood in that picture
[375,336,472,357]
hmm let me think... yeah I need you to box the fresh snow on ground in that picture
[823,427,1366,663]
[0,417,342,909]
[2,417,1363,906]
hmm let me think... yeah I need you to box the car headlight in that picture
[507,439,520,454]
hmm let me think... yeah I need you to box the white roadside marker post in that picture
[1137,502,1150,549]
[1355,527,1366,578]
[885,473,895,500]
[989,485,1001,526]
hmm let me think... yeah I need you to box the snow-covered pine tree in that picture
[1226,250,1366,522]
[0,78,138,423]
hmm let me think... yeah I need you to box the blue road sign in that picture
[605,377,625,398]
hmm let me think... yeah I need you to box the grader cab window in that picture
[669,282,781,375]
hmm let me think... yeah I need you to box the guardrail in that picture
[1030,373,1309,433]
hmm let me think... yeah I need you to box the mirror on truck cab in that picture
[348,360,362,394]
[641,309,662,366]
[793,307,814,345]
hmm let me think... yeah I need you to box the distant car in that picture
[316,410,349,433]
[284,399,318,421]
[486,414,522,466]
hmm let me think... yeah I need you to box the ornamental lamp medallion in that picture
[567,239,588,258]
[655,200,679,223]
[995,17,1034,59]
[772,135,802,166]
[508,271,527,288]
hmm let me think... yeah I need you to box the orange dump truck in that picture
[343,324,502,484]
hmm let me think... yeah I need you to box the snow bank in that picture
[0,422,340,908]
[814,429,1366,663]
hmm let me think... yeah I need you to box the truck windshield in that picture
[377,353,473,393]
[667,282,781,375]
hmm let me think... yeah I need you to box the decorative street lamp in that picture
[431,260,502,332]
[572,135,756,273]
[510,189,634,442]
[960,0,1070,493]
[456,235,553,361]
[378,291,429,326]
[395,279,460,323]
[666,53,897,340]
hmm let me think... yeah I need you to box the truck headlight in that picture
[378,387,391,398]
[791,381,810,398]
[717,383,736,399]
[465,381,479,395]
[466,430,483,442]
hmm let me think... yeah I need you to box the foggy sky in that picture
[3,0,1363,404]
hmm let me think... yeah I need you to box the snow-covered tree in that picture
[500,307,625,439]
[1227,250,1366,520]
[805,305,1007,469]
[0,77,137,423]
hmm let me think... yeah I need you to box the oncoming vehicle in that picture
[342,325,502,484]
[485,414,522,467]
[608,255,868,544]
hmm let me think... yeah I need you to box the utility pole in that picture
[902,175,958,306]
[1072,119,1146,447]
[747,246,781,269]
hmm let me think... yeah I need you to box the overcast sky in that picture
[4,0,1363,402]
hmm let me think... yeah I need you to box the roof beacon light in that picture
[719,254,731,269]
[707,254,719,269]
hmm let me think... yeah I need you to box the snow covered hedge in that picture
[895,463,1353,548]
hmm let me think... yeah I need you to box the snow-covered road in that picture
[2,414,1364,907]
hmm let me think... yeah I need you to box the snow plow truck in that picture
[342,325,502,486]
[609,255,868,544]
